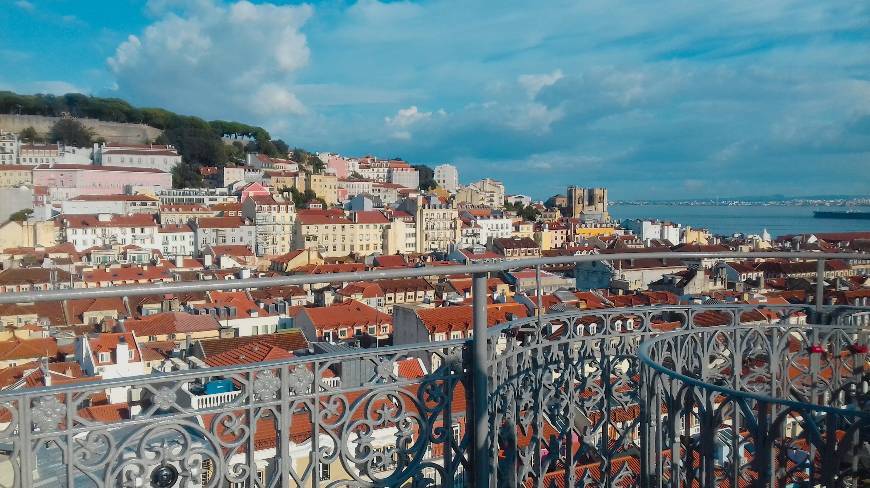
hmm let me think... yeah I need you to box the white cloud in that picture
[15,1,34,12]
[108,0,311,120]
[30,81,85,94]
[518,70,563,98]
[385,106,442,139]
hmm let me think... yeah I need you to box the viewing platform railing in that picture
[0,251,865,487]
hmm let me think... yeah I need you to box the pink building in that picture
[239,182,272,200]
[327,156,349,178]
[32,164,172,201]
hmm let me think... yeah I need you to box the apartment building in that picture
[0,165,33,187]
[194,216,256,252]
[293,209,391,258]
[95,143,182,173]
[434,164,459,192]
[307,173,338,204]
[399,196,459,253]
[242,194,295,256]
[61,214,160,251]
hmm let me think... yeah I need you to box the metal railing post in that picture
[815,258,826,316]
[471,272,490,487]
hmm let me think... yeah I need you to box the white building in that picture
[434,164,459,192]
[76,333,146,404]
[242,194,295,256]
[622,219,681,245]
[458,211,514,247]
[158,188,237,206]
[0,132,18,165]
[461,178,505,209]
[389,166,419,190]
[96,143,182,173]
[159,224,196,258]
[62,213,160,251]
[506,194,532,207]
[61,194,159,215]
[338,178,375,200]
[194,216,256,251]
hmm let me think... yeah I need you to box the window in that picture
[318,463,330,481]
[339,328,348,338]
[368,325,376,335]
[99,352,110,363]
[381,325,388,334]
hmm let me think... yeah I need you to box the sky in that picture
[1,0,869,200]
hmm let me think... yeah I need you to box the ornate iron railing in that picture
[639,321,869,487]
[0,251,865,487]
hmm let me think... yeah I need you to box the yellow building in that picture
[0,220,60,250]
[574,226,617,238]
[307,173,338,204]
[512,221,534,240]
[682,226,711,245]
[294,210,392,258]
[0,165,33,187]
[266,170,307,192]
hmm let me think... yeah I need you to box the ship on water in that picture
[813,209,870,220]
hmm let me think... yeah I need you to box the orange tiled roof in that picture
[302,300,391,331]
[123,312,220,337]
[417,303,529,334]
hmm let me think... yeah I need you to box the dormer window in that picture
[99,352,111,363]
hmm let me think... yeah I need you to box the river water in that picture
[608,204,870,237]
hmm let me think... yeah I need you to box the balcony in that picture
[0,251,866,487]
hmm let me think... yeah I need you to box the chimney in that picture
[40,358,51,387]
[175,255,183,267]
[204,254,213,267]
[116,335,129,365]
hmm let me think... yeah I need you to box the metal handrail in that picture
[0,337,469,401]
[0,251,863,304]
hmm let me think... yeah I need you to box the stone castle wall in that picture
[0,114,161,144]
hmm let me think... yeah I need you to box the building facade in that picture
[434,164,459,192]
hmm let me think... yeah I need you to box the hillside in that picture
[0,91,293,187]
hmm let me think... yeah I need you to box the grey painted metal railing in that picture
[0,251,866,487]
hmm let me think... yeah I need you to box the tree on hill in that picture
[19,126,39,143]
[172,162,204,189]
[272,139,289,156]
[158,126,227,167]
[50,119,93,146]
[291,148,325,173]
[285,187,326,208]
[412,164,436,190]
[9,208,33,222]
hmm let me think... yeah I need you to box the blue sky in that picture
[2,0,869,200]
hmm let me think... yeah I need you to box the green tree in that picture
[19,126,39,143]
[412,164,436,190]
[9,208,33,222]
[287,187,326,208]
[161,126,227,167]
[272,139,289,156]
[49,119,93,146]
[172,163,204,188]
[518,204,540,221]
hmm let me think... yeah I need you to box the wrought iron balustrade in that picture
[639,321,869,487]
[0,251,865,487]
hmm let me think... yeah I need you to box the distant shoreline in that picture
[612,201,870,207]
